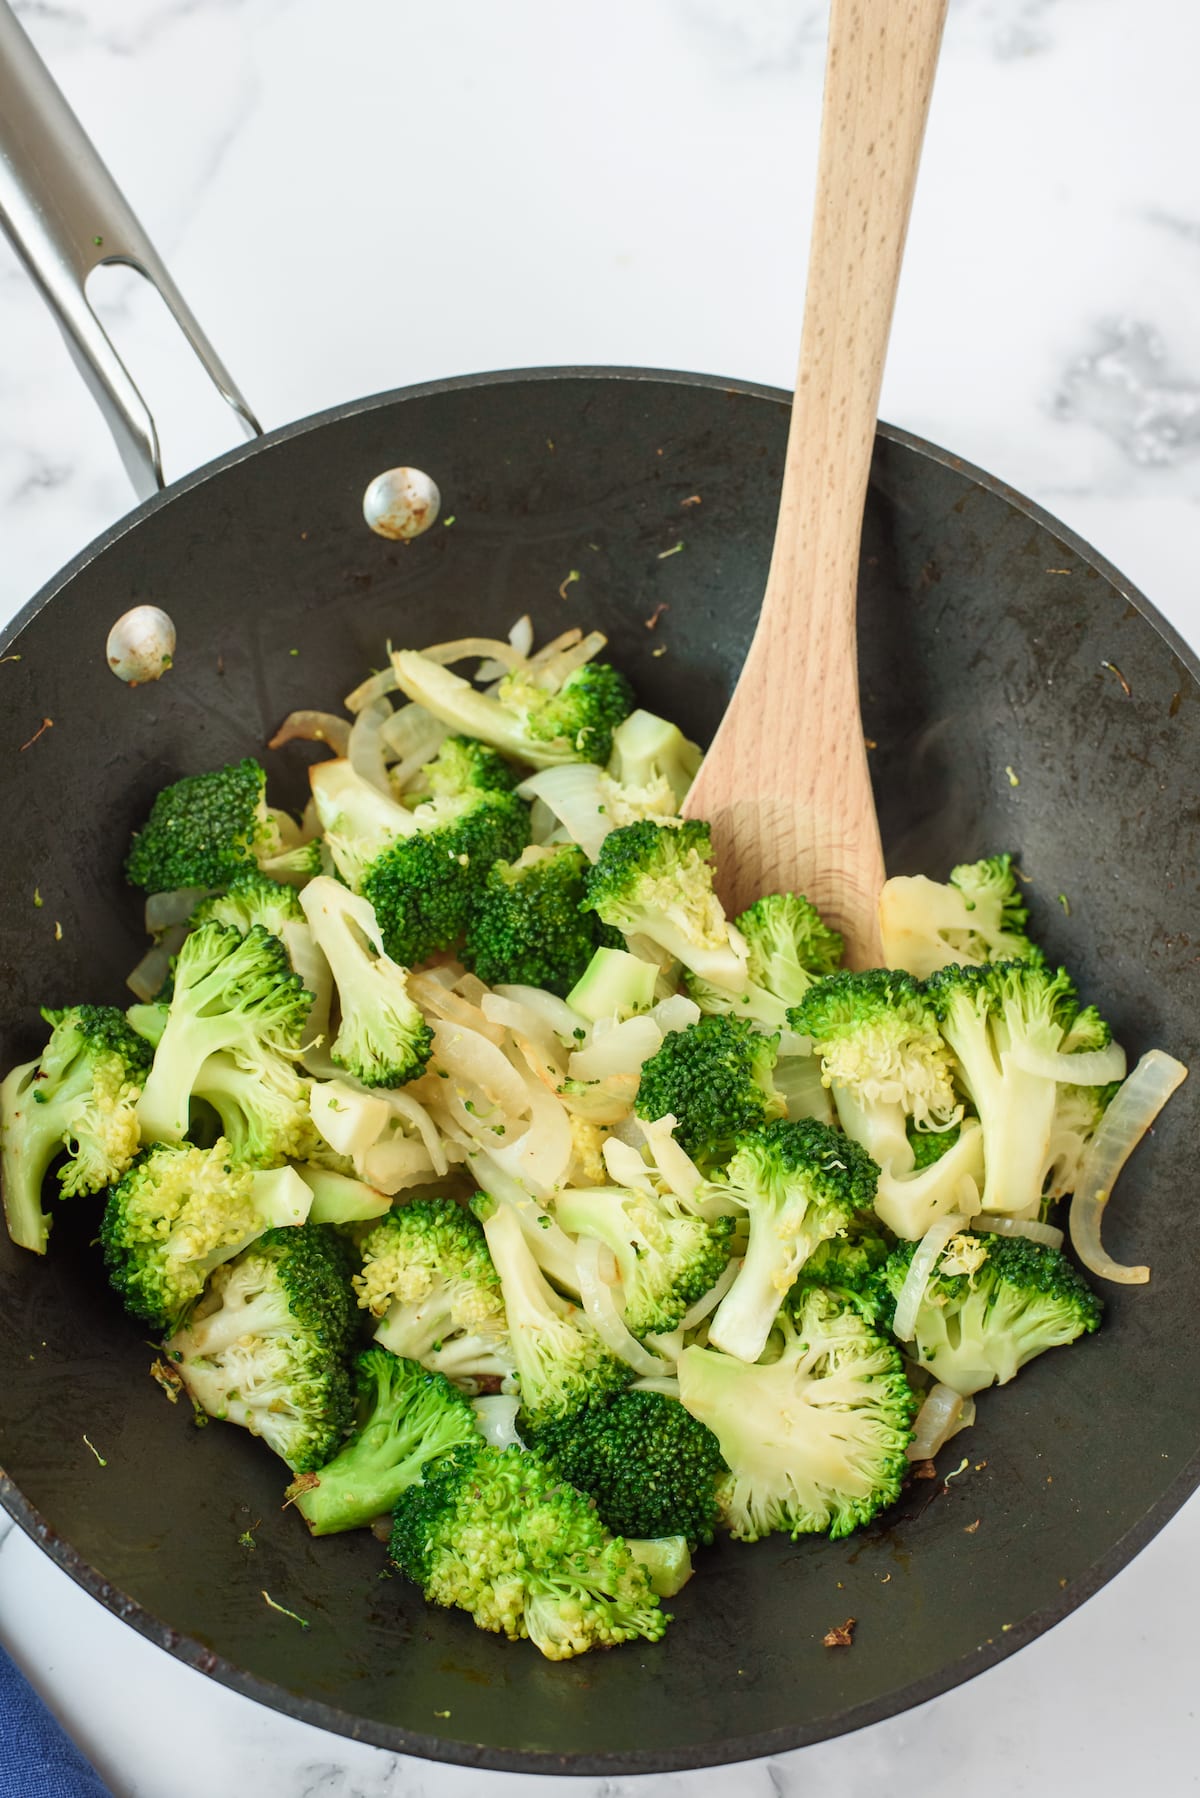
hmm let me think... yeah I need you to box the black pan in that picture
[2,18,1199,1789]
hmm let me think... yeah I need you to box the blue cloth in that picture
[0,1646,113,1797]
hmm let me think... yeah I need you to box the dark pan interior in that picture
[1,370,1198,1776]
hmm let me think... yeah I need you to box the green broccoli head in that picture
[164,1222,357,1472]
[879,853,1045,978]
[419,734,521,798]
[706,1118,879,1363]
[354,1196,510,1384]
[189,869,304,939]
[1043,1079,1119,1205]
[880,1230,1102,1394]
[287,1347,480,1534]
[786,1219,893,1324]
[473,1192,629,1427]
[462,843,599,997]
[583,820,747,991]
[788,968,959,1168]
[926,960,1080,1217]
[192,1047,319,1167]
[259,838,325,888]
[634,1014,785,1170]
[555,1184,736,1338]
[0,1005,152,1254]
[298,879,432,1088]
[135,921,312,1147]
[392,650,635,771]
[688,892,844,1028]
[947,855,1045,965]
[102,1139,269,1328]
[389,1441,667,1659]
[678,1290,918,1542]
[125,759,285,893]
[525,1388,726,1548]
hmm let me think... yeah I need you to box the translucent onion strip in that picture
[471,1394,523,1449]
[676,1257,741,1332]
[1069,1049,1188,1284]
[893,1213,970,1342]
[348,698,393,795]
[1008,1040,1127,1085]
[515,764,609,861]
[267,710,351,756]
[908,1384,973,1460]
[568,1016,663,1082]
[344,666,398,714]
[493,985,589,1044]
[971,1211,1064,1250]
[574,1236,667,1377]
[420,636,525,670]
[144,888,210,933]
[127,924,187,1000]
[630,1378,681,1399]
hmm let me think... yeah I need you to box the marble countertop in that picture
[2,0,1199,1792]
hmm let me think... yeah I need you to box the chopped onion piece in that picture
[515,763,609,861]
[538,630,607,685]
[348,698,393,795]
[574,1237,667,1377]
[893,1213,970,1342]
[377,1088,448,1177]
[431,1019,531,1116]
[1008,1040,1127,1085]
[649,994,701,1036]
[908,1383,967,1460]
[378,702,449,786]
[630,1378,681,1399]
[420,636,525,671]
[971,1211,1064,1250]
[493,984,589,1044]
[509,615,534,659]
[636,1114,735,1218]
[602,1137,656,1194]
[676,1257,741,1331]
[126,924,187,1000]
[527,627,582,668]
[568,1016,663,1081]
[144,888,209,933]
[488,1059,574,1194]
[410,973,505,1045]
[267,710,350,756]
[343,665,398,714]
[471,1394,524,1450]
[453,972,491,1008]
[465,1150,580,1292]
[362,1135,437,1194]
[1070,1049,1188,1283]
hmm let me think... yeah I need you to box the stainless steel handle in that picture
[0,1,260,499]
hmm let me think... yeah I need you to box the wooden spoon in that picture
[684,0,948,968]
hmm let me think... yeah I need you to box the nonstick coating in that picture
[1,369,1197,1776]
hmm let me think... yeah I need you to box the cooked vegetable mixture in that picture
[1,619,1187,1660]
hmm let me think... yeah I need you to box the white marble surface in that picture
[2,0,1200,1792]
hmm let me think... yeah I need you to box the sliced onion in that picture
[471,1394,524,1449]
[488,1059,574,1193]
[509,614,534,659]
[676,1257,741,1331]
[343,666,398,713]
[630,1378,681,1398]
[574,1236,667,1377]
[377,1088,447,1177]
[637,1114,733,1216]
[649,994,701,1036]
[420,636,525,671]
[538,630,607,685]
[431,1018,530,1117]
[569,1016,663,1082]
[1069,1049,1188,1284]
[410,973,506,1045]
[453,972,491,1009]
[127,924,187,1000]
[493,985,589,1045]
[465,1151,580,1292]
[602,1137,656,1194]
[482,992,564,1054]
[527,626,582,668]
[1008,1040,1127,1085]
[144,888,210,933]
[970,1211,1064,1250]
[555,1074,639,1125]
[347,698,394,795]
[893,1213,970,1342]
[378,703,450,788]
[908,1383,967,1460]
[515,763,609,861]
[268,710,351,756]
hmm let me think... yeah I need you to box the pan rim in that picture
[2,363,1198,1775]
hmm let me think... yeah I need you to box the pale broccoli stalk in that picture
[605,709,702,810]
[678,1290,918,1541]
[192,1047,318,1166]
[689,892,844,1029]
[555,1185,736,1338]
[871,1119,986,1240]
[879,853,1044,979]
[392,649,634,768]
[298,877,432,1088]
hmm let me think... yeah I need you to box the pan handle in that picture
[0,1,261,499]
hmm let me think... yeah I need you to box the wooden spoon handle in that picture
[685,0,947,964]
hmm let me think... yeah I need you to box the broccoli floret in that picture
[473,1192,628,1426]
[259,839,324,888]
[389,1441,667,1658]
[689,893,844,1030]
[135,921,312,1147]
[879,854,1044,979]
[927,961,1081,1217]
[392,650,635,768]
[353,1196,511,1385]
[880,1231,1103,1394]
[872,1120,986,1241]
[417,734,520,798]
[298,878,432,1087]
[556,1184,735,1338]
[101,1140,314,1327]
[909,1118,961,1168]
[525,1388,725,1547]
[125,759,287,894]
[192,1048,318,1166]
[634,1014,784,1170]
[583,820,747,991]
[165,1223,357,1472]
[786,1221,893,1324]
[286,1348,480,1534]
[627,1536,694,1597]
[677,1290,918,1541]
[189,869,303,938]
[310,757,530,966]
[706,1119,878,1363]
[606,709,702,810]
[462,844,598,997]
[1043,1079,1120,1206]
[788,969,960,1170]
[0,1006,151,1254]
[566,946,659,1022]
